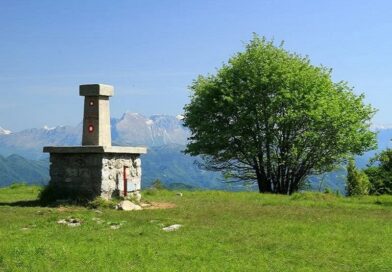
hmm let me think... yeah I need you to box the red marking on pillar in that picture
[123,166,129,197]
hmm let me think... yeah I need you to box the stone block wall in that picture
[101,153,141,199]
[48,152,141,200]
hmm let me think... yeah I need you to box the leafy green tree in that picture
[364,149,392,195]
[346,159,370,196]
[183,35,377,194]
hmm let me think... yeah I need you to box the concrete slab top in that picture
[79,84,114,97]
[43,146,147,154]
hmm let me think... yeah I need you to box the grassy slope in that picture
[0,155,49,187]
[0,186,392,271]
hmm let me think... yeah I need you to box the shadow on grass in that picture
[374,200,392,206]
[0,199,86,208]
[0,199,48,207]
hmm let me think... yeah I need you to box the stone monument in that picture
[43,84,147,200]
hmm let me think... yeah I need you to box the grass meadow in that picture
[0,184,392,271]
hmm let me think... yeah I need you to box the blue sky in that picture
[1,0,392,131]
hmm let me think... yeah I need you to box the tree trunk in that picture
[256,175,272,193]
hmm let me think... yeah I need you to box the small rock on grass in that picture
[162,224,182,232]
[110,225,121,230]
[57,218,82,227]
[108,222,123,230]
[92,217,105,224]
[116,200,142,211]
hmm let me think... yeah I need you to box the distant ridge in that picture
[0,113,226,189]
[1,114,392,191]
[0,113,189,159]
[0,154,48,186]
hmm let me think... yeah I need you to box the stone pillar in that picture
[80,84,113,146]
[44,84,147,201]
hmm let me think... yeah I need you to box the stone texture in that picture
[43,146,147,154]
[48,152,142,200]
[110,224,121,230]
[57,218,82,227]
[80,85,112,146]
[116,200,142,211]
[162,224,182,232]
[133,191,142,202]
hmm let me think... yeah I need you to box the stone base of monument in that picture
[43,146,147,201]
[43,84,147,202]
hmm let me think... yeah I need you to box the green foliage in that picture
[346,159,370,196]
[364,149,392,194]
[127,193,141,204]
[143,179,167,196]
[151,179,166,190]
[1,185,392,271]
[143,188,159,196]
[87,197,119,209]
[184,34,376,194]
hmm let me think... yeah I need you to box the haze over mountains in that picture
[1,113,392,191]
[0,113,224,189]
[0,113,188,159]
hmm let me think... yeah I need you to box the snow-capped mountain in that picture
[0,126,11,135]
[113,112,188,146]
[0,113,189,159]
[0,124,81,157]
[2,117,392,161]
[0,113,227,190]
[2,117,392,191]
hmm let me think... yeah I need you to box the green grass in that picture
[1,185,392,271]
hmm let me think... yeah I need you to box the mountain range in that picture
[1,113,392,192]
[0,113,229,189]
[0,113,189,160]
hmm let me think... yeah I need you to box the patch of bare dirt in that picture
[144,202,176,210]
